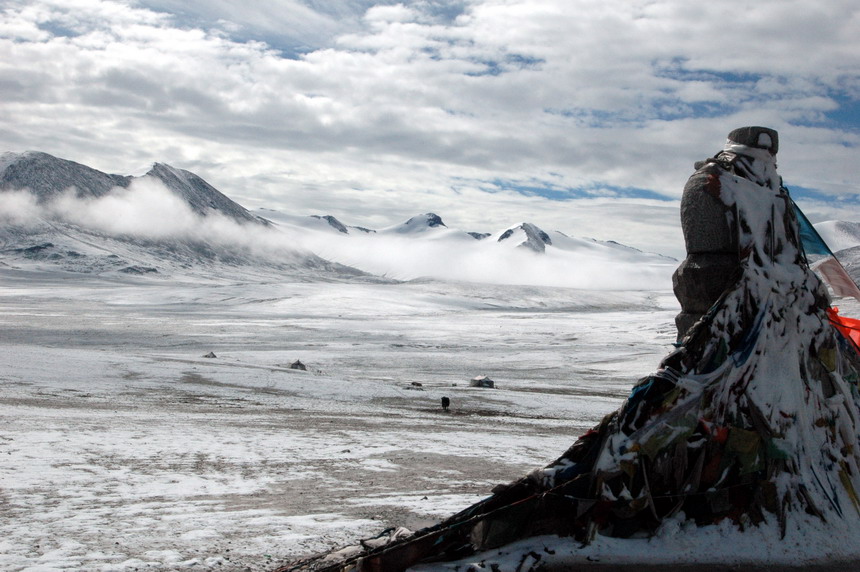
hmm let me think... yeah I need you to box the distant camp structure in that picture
[290,360,307,371]
[282,127,860,572]
[469,375,495,388]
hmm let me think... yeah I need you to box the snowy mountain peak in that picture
[146,163,194,187]
[0,151,131,201]
[497,222,552,253]
[0,150,37,173]
[144,163,263,225]
[0,151,263,226]
[311,215,349,234]
[409,212,446,228]
[386,212,448,234]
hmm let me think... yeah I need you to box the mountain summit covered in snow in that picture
[1,151,678,287]
[384,212,448,234]
[0,151,263,225]
[497,222,553,253]
[0,151,355,279]
[144,162,264,225]
[0,151,131,201]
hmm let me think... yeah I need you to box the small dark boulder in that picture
[120,265,159,275]
[290,360,307,371]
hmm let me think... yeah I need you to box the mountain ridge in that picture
[1,151,679,287]
[0,151,132,202]
[0,151,264,226]
[0,151,365,281]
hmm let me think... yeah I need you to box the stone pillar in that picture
[672,126,779,340]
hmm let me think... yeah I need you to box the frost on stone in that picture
[285,141,860,572]
[757,133,773,149]
[533,163,860,539]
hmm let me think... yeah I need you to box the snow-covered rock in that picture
[144,162,264,225]
[0,151,131,202]
[496,223,552,253]
[311,215,349,234]
[0,151,263,226]
[0,152,674,288]
[382,212,448,235]
[0,153,363,280]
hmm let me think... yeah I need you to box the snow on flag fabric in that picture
[793,197,860,302]
[791,197,860,351]
[286,142,860,572]
[828,307,860,348]
[533,170,860,543]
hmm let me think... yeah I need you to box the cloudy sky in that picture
[2,0,859,257]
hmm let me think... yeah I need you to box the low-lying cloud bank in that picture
[303,230,675,289]
[0,181,676,290]
[0,182,308,267]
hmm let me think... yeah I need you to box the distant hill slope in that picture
[144,162,264,225]
[261,208,674,262]
[252,208,677,287]
[0,219,366,281]
[813,220,860,286]
[816,220,860,254]
[0,151,264,225]
[1,151,676,287]
[0,151,131,201]
[0,151,366,281]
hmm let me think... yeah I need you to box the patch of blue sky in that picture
[543,108,632,128]
[421,46,443,61]
[262,40,318,60]
[137,2,317,59]
[506,54,543,68]
[651,100,728,122]
[658,60,860,133]
[543,99,728,127]
[543,104,704,129]
[465,61,503,77]
[36,21,81,38]
[788,185,860,205]
[465,54,544,77]
[483,179,674,201]
[822,95,860,133]
[212,27,316,60]
[653,58,761,86]
[413,0,468,24]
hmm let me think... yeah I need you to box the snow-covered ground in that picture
[4,153,860,571]
[0,267,679,571]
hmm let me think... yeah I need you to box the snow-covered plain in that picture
[0,266,679,571]
[7,153,858,571]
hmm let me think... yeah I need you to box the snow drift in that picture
[282,136,860,571]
